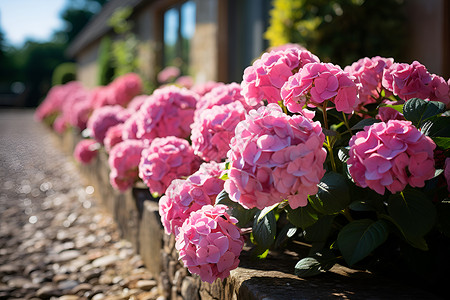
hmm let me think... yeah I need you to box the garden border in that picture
[52,127,441,300]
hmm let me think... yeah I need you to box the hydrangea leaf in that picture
[337,219,389,266]
[252,210,277,249]
[403,98,445,127]
[350,118,380,131]
[295,250,336,278]
[387,189,436,239]
[310,172,351,215]
[215,189,256,227]
[286,203,319,230]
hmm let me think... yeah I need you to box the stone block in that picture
[139,201,163,278]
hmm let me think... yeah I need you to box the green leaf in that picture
[337,219,389,266]
[252,210,276,249]
[286,203,319,229]
[349,201,377,212]
[257,202,280,223]
[431,137,450,149]
[303,215,335,243]
[337,147,350,163]
[350,118,380,131]
[403,98,445,127]
[274,223,297,249]
[215,189,256,226]
[381,103,404,113]
[421,116,450,138]
[387,190,436,238]
[294,253,336,278]
[310,172,351,215]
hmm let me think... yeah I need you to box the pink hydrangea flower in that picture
[138,136,201,195]
[191,101,247,162]
[52,115,68,134]
[376,107,405,122]
[241,48,319,107]
[225,103,326,209]
[73,139,99,164]
[126,95,149,112]
[104,123,125,152]
[157,66,181,83]
[159,161,225,235]
[382,61,433,102]
[90,86,117,109]
[344,56,394,106]
[191,81,225,97]
[135,86,198,141]
[195,83,250,119]
[348,120,436,195]
[428,74,450,108]
[109,139,147,192]
[121,114,140,141]
[175,204,244,283]
[35,81,83,121]
[175,75,194,89]
[87,105,131,144]
[281,62,359,114]
[69,95,92,131]
[268,43,307,52]
[110,73,142,107]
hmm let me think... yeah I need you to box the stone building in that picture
[67,0,449,89]
[66,0,271,89]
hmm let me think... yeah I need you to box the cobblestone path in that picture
[0,110,163,300]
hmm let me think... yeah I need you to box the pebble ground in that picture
[0,109,164,300]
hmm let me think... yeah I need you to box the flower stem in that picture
[342,112,352,135]
[322,102,337,172]
[325,136,337,172]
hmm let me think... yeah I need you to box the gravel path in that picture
[0,109,163,300]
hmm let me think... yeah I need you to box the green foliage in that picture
[265,0,407,66]
[337,219,389,266]
[403,98,446,127]
[309,171,351,215]
[97,36,115,85]
[107,7,139,78]
[252,210,277,250]
[52,62,77,86]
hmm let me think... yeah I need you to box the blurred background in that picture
[0,0,448,108]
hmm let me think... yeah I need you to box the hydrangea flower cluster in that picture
[110,73,143,107]
[104,123,125,153]
[195,83,250,119]
[159,161,225,235]
[135,86,198,142]
[73,139,99,164]
[138,136,201,195]
[87,105,131,144]
[175,205,244,284]
[381,60,450,107]
[35,81,84,121]
[191,81,225,97]
[157,66,180,83]
[225,103,327,209]
[108,139,147,192]
[241,48,319,107]
[348,120,436,195]
[191,101,247,162]
[344,56,394,106]
[281,62,359,114]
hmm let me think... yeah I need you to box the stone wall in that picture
[55,128,441,300]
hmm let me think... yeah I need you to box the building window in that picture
[163,1,196,75]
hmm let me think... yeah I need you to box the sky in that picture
[0,0,67,47]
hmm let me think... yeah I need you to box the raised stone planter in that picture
[54,128,442,299]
